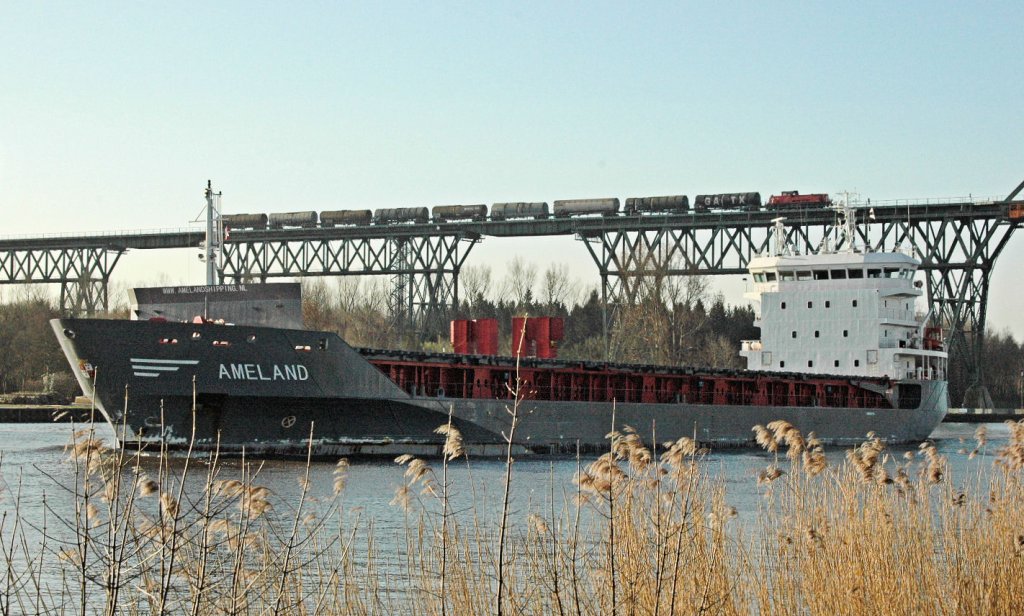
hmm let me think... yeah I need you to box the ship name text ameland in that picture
[217,363,309,381]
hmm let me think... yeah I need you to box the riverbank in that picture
[0,403,93,422]
[945,407,1024,422]
[1,402,1019,426]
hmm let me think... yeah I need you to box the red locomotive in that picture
[767,191,832,209]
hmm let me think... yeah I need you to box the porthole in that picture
[63,328,76,339]
[247,334,257,343]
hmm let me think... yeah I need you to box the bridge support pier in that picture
[904,216,1017,407]
[0,246,123,316]
[580,226,776,360]
[221,233,478,337]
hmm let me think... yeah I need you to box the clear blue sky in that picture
[2,2,1023,336]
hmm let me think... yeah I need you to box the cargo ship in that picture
[50,210,947,457]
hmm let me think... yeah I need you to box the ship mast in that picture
[834,193,859,253]
[203,180,223,285]
[771,217,789,256]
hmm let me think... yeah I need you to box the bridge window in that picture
[780,271,795,282]
[848,269,864,279]
[885,268,899,278]
[814,270,828,280]
[765,272,777,282]
[754,273,765,282]
[867,269,882,278]
[797,271,812,281]
[831,269,847,279]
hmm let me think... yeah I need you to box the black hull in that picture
[51,318,948,457]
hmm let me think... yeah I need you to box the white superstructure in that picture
[739,210,947,382]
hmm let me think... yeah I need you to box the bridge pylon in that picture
[0,245,123,316]
[221,232,477,336]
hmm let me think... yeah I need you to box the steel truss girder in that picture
[581,224,819,304]
[220,235,476,322]
[0,247,124,315]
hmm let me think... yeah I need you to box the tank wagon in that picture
[624,195,689,215]
[268,211,318,229]
[767,191,832,209]
[552,198,620,218]
[373,207,430,225]
[431,204,488,222]
[490,202,549,220]
[239,188,832,232]
[693,193,761,213]
[320,210,373,227]
[221,213,268,230]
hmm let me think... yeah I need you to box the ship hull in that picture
[52,318,948,457]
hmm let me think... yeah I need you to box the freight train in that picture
[220,190,834,229]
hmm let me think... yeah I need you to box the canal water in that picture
[0,420,1010,609]
[0,421,1007,533]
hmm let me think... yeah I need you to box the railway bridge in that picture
[1,182,1022,407]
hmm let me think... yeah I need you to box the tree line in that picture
[300,259,759,369]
